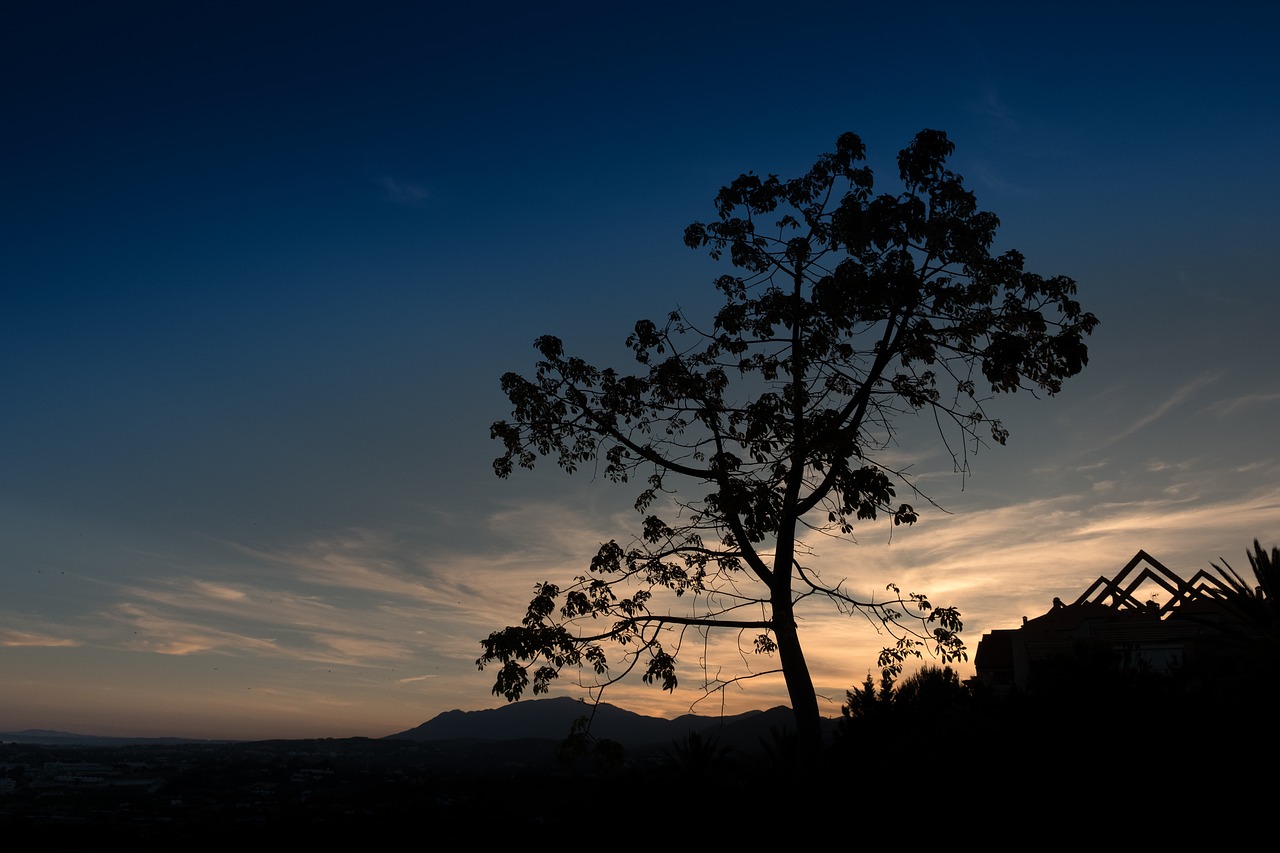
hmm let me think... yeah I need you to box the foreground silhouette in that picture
[481,129,1098,765]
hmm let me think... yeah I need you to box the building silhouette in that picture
[973,549,1261,693]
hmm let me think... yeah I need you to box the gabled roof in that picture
[1071,549,1236,617]
[974,550,1258,690]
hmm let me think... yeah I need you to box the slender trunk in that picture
[771,590,823,765]
[774,261,824,767]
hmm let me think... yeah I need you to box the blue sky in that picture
[3,2,1279,738]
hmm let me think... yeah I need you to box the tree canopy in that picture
[478,129,1098,755]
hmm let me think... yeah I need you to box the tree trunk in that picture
[776,263,824,767]
[772,591,823,766]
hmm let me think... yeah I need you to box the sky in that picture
[3,1,1278,740]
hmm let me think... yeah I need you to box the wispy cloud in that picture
[1175,269,1258,309]
[397,674,439,684]
[1211,390,1280,417]
[379,176,431,206]
[95,512,617,674]
[1109,373,1219,443]
[311,634,416,663]
[112,602,284,657]
[230,529,451,602]
[190,581,247,601]
[968,159,1033,197]
[0,629,79,648]
[972,87,1018,129]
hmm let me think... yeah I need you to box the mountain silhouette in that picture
[0,729,233,747]
[387,697,828,753]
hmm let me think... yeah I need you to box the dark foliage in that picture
[1209,539,1280,664]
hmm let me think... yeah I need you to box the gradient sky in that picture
[4,2,1278,739]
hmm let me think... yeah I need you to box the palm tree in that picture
[1210,539,1279,663]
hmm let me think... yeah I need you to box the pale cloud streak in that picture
[397,674,439,684]
[0,629,79,648]
[1211,390,1280,417]
[85,504,625,675]
[111,602,285,657]
[379,176,431,206]
[1108,373,1219,443]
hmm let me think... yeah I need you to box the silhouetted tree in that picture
[841,670,897,727]
[479,129,1098,762]
[837,665,973,775]
[840,665,967,732]
[893,664,967,716]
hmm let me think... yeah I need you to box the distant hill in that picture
[0,729,234,747]
[2,700,836,753]
[387,697,831,754]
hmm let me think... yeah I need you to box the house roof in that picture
[974,549,1258,684]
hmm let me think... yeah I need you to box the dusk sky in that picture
[4,2,1279,740]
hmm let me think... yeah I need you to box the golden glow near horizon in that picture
[7,458,1278,738]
